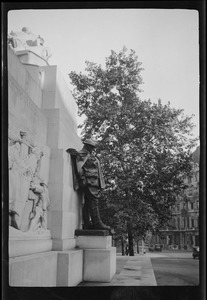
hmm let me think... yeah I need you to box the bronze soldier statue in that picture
[67,139,110,230]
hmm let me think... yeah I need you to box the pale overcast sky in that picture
[8,9,199,138]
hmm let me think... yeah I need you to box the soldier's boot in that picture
[82,203,93,229]
[90,203,110,230]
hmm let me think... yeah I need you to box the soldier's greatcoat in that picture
[67,148,105,192]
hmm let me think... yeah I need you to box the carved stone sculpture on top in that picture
[8,27,52,61]
[67,139,110,231]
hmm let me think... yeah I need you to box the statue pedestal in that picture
[75,230,116,283]
[83,247,116,282]
[76,234,112,249]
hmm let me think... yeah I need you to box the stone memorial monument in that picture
[8,27,116,286]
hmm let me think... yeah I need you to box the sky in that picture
[8,9,200,139]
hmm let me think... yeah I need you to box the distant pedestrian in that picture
[125,244,129,255]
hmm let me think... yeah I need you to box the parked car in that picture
[168,244,179,250]
[192,246,199,259]
[149,244,155,252]
[154,244,162,252]
[172,244,179,250]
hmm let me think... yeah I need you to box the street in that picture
[150,250,199,285]
[79,250,200,287]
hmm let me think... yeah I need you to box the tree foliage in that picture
[69,47,198,239]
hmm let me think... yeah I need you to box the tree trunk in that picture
[121,236,125,256]
[137,240,139,253]
[127,222,134,256]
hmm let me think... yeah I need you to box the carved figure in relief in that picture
[9,137,31,229]
[28,180,50,231]
[8,131,46,231]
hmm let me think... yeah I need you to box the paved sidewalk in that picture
[79,254,157,286]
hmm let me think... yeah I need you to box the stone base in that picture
[9,249,83,287]
[9,251,58,286]
[9,226,52,257]
[16,50,49,67]
[76,235,112,249]
[83,247,116,282]
[52,238,76,251]
[57,249,83,286]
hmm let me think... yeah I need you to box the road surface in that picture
[150,250,199,285]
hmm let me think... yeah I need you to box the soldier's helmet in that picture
[40,181,48,187]
[83,139,96,147]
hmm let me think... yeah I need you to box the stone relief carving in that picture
[9,131,50,233]
[8,27,52,61]
[28,180,50,232]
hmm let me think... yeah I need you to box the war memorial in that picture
[8,27,116,286]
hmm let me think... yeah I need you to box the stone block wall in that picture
[8,45,82,255]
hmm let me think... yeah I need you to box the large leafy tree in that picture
[69,47,198,255]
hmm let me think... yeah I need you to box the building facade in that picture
[151,146,200,250]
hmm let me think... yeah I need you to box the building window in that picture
[191,202,194,210]
[191,219,194,228]
[194,188,199,196]
[187,217,190,229]
[177,218,180,229]
[183,218,186,228]
[173,218,176,228]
